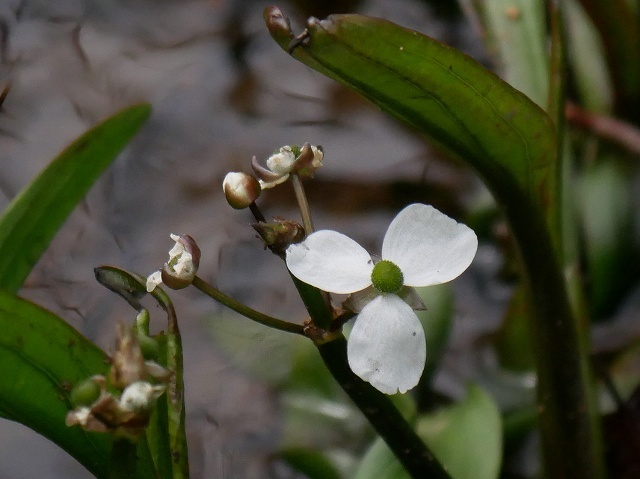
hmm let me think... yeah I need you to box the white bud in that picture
[119,381,165,413]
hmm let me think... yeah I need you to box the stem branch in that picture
[192,276,305,335]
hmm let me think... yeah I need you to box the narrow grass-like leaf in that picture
[0,103,151,293]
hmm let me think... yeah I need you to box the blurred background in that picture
[1,0,639,478]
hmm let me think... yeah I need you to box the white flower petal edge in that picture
[286,230,374,294]
[347,294,426,394]
[382,203,478,287]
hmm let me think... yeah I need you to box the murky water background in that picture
[0,1,512,477]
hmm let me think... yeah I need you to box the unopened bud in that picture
[110,324,146,389]
[252,219,305,252]
[223,172,261,209]
[119,381,165,413]
[70,376,104,408]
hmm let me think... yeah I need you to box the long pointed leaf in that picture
[0,103,151,293]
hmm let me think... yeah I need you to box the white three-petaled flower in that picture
[285,203,478,394]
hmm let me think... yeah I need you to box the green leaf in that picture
[565,0,613,113]
[0,290,110,475]
[355,385,502,479]
[416,284,454,388]
[265,8,557,226]
[577,0,640,119]
[578,160,636,317]
[473,0,549,107]
[416,384,502,479]
[0,103,151,293]
[495,283,535,371]
[353,436,411,479]
[0,289,161,478]
[278,447,344,479]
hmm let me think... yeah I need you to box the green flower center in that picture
[371,260,404,293]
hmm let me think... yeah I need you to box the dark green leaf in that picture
[577,0,640,120]
[0,289,161,478]
[0,103,151,293]
[265,8,557,227]
[0,290,110,476]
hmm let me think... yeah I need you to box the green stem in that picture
[318,336,450,478]
[507,193,604,479]
[191,276,305,335]
[109,438,137,479]
[291,174,314,234]
[289,272,451,478]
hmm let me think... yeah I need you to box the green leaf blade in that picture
[0,103,151,293]
[417,384,503,479]
[0,290,111,477]
[267,9,556,213]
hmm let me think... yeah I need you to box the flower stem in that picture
[109,438,137,479]
[291,173,314,234]
[191,276,305,335]
[249,201,266,223]
[317,335,451,478]
[289,273,450,478]
[505,189,604,478]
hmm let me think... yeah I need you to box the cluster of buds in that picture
[146,234,201,292]
[222,142,323,253]
[65,324,170,440]
[222,142,323,211]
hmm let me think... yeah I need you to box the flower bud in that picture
[110,324,146,389]
[119,381,166,413]
[70,376,103,408]
[223,172,261,209]
[137,333,160,361]
[147,234,201,291]
[292,142,323,177]
[252,219,305,252]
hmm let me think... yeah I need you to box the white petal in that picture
[266,146,296,174]
[286,230,373,294]
[259,173,289,189]
[382,203,477,287]
[347,295,426,394]
[146,271,162,292]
